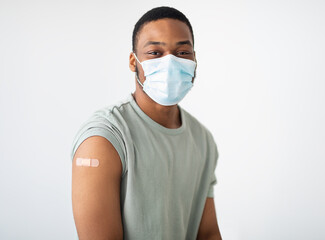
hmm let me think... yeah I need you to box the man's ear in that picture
[129,52,136,72]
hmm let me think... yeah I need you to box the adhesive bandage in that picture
[76,158,100,167]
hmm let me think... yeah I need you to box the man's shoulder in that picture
[91,94,134,120]
[181,106,210,131]
[72,93,134,147]
[181,106,214,139]
[70,94,133,162]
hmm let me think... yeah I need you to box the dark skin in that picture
[129,18,197,129]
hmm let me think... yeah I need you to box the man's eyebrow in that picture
[143,41,166,47]
[143,40,193,48]
[176,40,192,47]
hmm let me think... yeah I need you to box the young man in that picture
[71,6,222,240]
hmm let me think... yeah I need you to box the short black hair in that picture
[132,6,194,53]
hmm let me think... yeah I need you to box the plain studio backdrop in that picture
[0,0,324,239]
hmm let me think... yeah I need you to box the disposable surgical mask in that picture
[133,52,197,106]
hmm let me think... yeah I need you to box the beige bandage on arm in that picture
[76,157,100,167]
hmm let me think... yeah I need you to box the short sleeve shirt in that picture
[70,93,219,240]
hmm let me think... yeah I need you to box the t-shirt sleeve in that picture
[70,111,127,177]
[207,135,219,198]
[207,170,217,198]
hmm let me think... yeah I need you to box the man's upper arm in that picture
[72,136,123,240]
[196,198,222,240]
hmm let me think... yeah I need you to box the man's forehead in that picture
[137,19,193,48]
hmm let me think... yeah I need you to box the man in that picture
[71,6,222,240]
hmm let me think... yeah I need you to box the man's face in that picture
[130,18,196,84]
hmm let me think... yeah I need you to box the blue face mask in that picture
[133,53,197,106]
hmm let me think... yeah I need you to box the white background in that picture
[1,0,324,239]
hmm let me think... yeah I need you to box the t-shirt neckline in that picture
[128,93,186,135]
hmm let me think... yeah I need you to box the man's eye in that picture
[178,51,189,55]
[148,51,159,55]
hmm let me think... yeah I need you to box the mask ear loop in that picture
[136,73,144,88]
[133,52,141,64]
[133,52,144,88]
[192,55,197,86]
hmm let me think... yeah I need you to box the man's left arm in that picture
[196,197,222,240]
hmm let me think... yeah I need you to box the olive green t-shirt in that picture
[70,93,219,240]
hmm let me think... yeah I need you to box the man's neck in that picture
[132,90,182,129]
